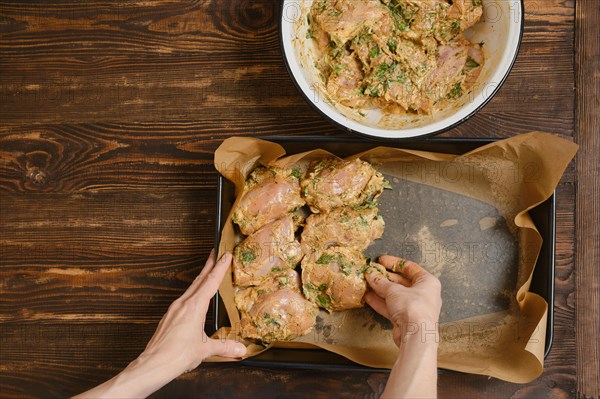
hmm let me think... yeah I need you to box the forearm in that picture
[74,352,184,399]
[383,322,439,399]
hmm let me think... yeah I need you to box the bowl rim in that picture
[279,0,525,141]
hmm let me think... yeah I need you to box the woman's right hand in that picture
[365,255,442,348]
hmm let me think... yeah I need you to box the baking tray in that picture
[212,136,555,370]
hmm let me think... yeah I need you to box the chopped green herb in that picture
[451,20,461,31]
[352,198,377,210]
[271,267,285,272]
[257,289,264,296]
[316,253,336,264]
[395,70,406,83]
[318,283,327,291]
[465,56,480,69]
[383,179,392,189]
[369,45,380,58]
[289,168,302,179]
[375,62,393,80]
[303,283,316,292]
[359,215,370,227]
[316,294,331,308]
[387,39,397,53]
[472,0,482,6]
[338,260,353,276]
[262,312,281,327]
[339,211,350,223]
[240,249,256,265]
[306,28,314,39]
[447,82,463,99]
[387,2,411,31]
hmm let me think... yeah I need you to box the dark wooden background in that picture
[1,0,598,398]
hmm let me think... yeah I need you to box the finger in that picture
[364,291,391,320]
[387,272,412,287]
[193,252,232,301]
[205,338,247,359]
[378,255,431,283]
[180,250,216,301]
[365,267,403,299]
[195,249,217,283]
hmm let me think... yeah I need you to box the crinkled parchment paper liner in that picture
[208,132,577,383]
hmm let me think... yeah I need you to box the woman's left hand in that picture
[141,250,247,374]
[75,251,246,398]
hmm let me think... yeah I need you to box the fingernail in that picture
[218,253,232,263]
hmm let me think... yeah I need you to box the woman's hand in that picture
[75,250,246,398]
[141,250,246,373]
[365,255,442,348]
[366,255,442,399]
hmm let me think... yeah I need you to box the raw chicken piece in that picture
[422,40,470,111]
[447,0,484,31]
[233,215,302,287]
[309,0,485,116]
[301,246,369,311]
[301,158,386,213]
[232,166,305,235]
[463,44,484,90]
[401,0,446,42]
[301,207,385,255]
[314,0,388,45]
[235,270,318,343]
[235,269,301,313]
[325,51,368,108]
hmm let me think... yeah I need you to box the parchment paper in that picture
[210,132,577,383]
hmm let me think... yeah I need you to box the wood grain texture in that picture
[0,0,587,397]
[575,1,600,398]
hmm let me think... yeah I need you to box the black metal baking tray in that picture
[212,136,555,370]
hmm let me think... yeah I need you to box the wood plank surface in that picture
[575,1,600,398]
[0,0,593,397]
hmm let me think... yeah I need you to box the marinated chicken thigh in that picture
[232,166,305,235]
[309,0,485,115]
[302,246,369,311]
[230,156,389,341]
[235,270,319,343]
[301,158,386,213]
[233,215,302,287]
[301,207,385,255]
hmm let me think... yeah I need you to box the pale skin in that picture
[74,251,247,399]
[365,255,442,399]
[76,252,441,398]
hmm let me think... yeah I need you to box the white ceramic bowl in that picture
[280,0,524,139]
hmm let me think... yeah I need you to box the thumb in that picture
[206,338,247,359]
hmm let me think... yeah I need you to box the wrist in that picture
[137,349,192,379]
[395,319,439,347]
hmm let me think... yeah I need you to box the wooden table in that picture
[1,1,598,398]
